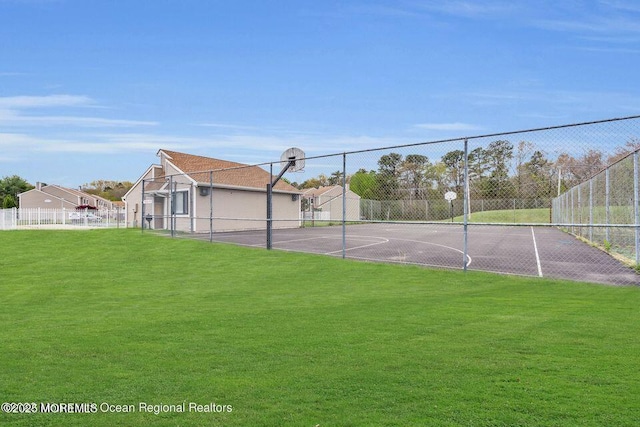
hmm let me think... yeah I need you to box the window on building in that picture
[173,191,189,215]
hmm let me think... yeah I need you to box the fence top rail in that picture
[145,115,640,181]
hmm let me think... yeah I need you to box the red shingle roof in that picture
[159,150,299,193]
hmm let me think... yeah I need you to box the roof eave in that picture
[195,182,302,194]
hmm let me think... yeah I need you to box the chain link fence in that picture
[137,116,640,285]
[552,150,639,267]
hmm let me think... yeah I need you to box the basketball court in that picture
[187,223,639,286]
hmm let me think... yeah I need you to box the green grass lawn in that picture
[454,207,551,223]
[1,230,640,426]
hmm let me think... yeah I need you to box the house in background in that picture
[18,183,118,210]
[302,185,361,222]
[123,149,302,232]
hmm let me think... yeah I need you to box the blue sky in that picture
[1,0,639,187]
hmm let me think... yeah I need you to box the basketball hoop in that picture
[444,191,457,202]
[280,147,305,173]
[445,191,457,222]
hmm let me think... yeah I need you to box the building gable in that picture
[18,184,116,210]
[159,149,300,193]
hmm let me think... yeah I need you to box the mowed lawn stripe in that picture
[1,229,639,426]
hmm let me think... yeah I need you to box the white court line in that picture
[328,234,472,267]
[531,227,543,277]
[391,237,472,268]
[324,237,390,255]
[244,235,342,248]
[253,234,388,253]
[207,231,473,269]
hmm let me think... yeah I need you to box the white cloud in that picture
[348,0,520,21]
[0,94,157,128]
[194,122,262,131]
[108,131,402,156]
[0,132,157,154]
[0,132,36,146]
[599,0,640,13]
[0,94,93,109]
[577,45,640,54]
[414,122,481,131]
[0,72,28,77]
[0,114,157,127]
[410,0,520,19]
[0,129,408,161]
[534,0,640,37]
[536,16,640,35]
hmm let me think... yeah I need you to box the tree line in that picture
[79,180,134,201]
[294,138,640,202]
[0,176,133,208]
[0,176,32,208]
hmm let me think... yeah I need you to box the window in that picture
[173,191,189,215]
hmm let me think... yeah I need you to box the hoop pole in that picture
[267,159,296,250]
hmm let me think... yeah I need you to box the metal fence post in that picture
[605,168,610,243]
[141,179,146,232]
[634,151,639,266]
[342,153,347,259]
[570,188,575,235]
[190,183,194,233]
[169,175,175,238]
[463,139,469,272]
[209,171,214,243]
[589,178,593,242]
[577,185,582,237]
[267,163,273,250]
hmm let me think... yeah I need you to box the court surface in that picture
[189,224,639,286]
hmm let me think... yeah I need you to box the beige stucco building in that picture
[124,149,302,232]
[302,185,361,222]
[18,183,118,210]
